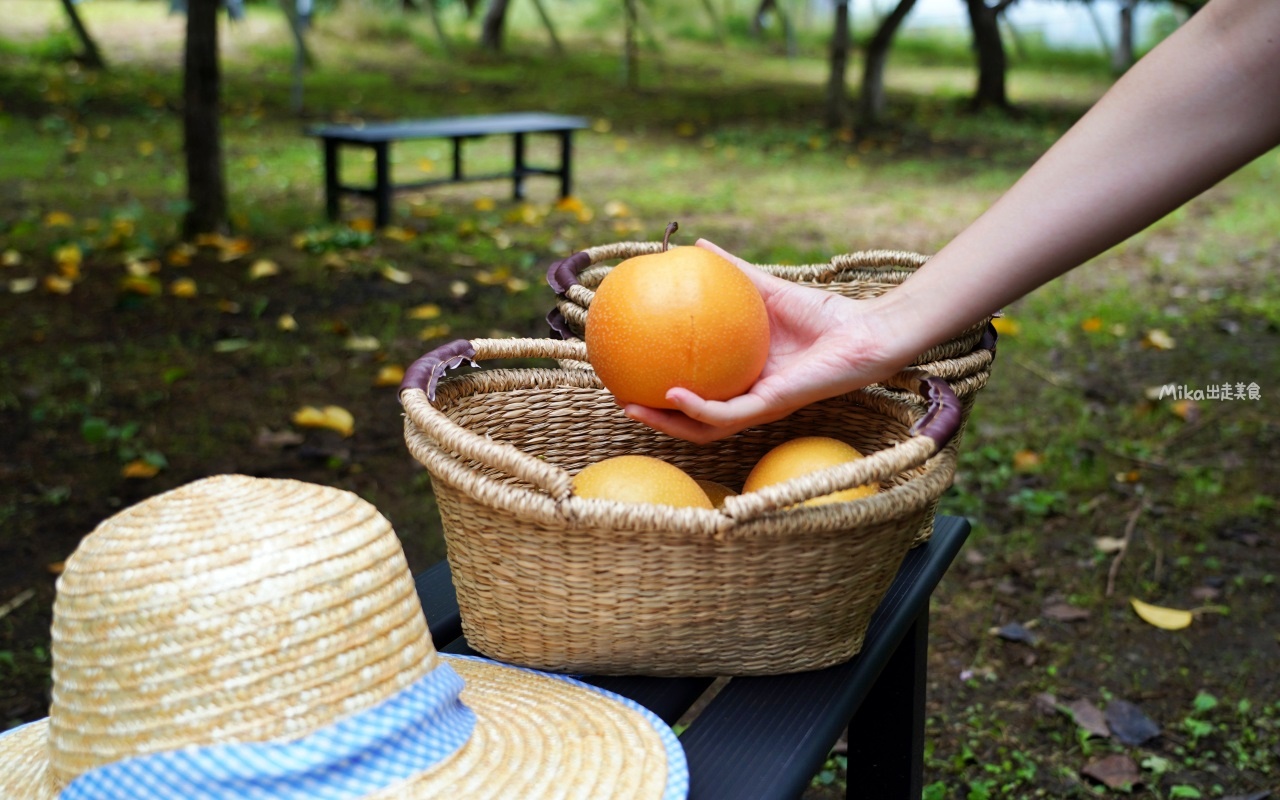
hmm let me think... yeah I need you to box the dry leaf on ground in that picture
[1130,598,1193,630]
[1082,754,1143,790]
[1065,698,1110,738]
[291,405,355,437]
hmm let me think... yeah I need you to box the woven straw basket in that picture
[400,336,963,677]
[546,242,998,546]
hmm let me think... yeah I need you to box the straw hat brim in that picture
[0,654,681,800]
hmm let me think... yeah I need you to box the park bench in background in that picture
[415,514,971,800]
[307,112,589,228]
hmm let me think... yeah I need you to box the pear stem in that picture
[662,221,678,251]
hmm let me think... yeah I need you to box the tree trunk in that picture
[964,0,1010,110]
[1113,0,1135,72]
[59,0,107,69]
[824,0,851,130]
[856,0,917,128]
[529,0,564,54]
[480,0,511,51]
[182,0,229,237]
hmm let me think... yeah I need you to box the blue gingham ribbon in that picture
[39,655,688,800]
[59,663,477,800]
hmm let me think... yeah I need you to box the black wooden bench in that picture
[414,514,970,799]
[307,112,590,227]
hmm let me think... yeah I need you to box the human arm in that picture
[629,0,1280,443]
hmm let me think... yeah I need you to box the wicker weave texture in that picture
[401,343,958,676]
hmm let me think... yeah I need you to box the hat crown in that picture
[46,475,435,785]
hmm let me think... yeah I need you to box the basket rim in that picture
[402,367,958,538]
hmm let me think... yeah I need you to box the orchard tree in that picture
[59,0,106,69]
[856,0,919,127]
[964,0,1017,110]
[182,0,229,236]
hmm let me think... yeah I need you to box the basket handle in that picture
[719,376,962,523]
[546,240,667,295]
[399,338,590,501]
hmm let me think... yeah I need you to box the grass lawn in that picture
[1,2,1277,796]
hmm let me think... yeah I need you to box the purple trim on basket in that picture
[546,251,592,295]
[546,307,574,340]
[909,376,962,449]
[399,340,478,402]
[981,321,999,361]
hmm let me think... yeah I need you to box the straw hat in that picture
[0,475,686,799]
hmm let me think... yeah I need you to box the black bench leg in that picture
[559,130,574,198]
[373,141,392,229]
[845,611,928,799]
[323,139,340,222]
[512,131,526,201]
[452,137,464,182]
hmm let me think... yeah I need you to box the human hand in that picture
[623,240,916,443]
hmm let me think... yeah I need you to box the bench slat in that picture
[307,112,588,143]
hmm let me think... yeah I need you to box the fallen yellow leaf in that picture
[345,334,381,352]
[379,265,412,285]
[474,267,510,286]
[574,207,594,223]
[383,226,415,243]
[167,244,196,266]
[350,218,376,233]
[169,278,198,298]
[2,249,21,267]
[1170,399,1199,422]
[408,303,442,320]
[504,277,530,294]
[44,211,74,227]
[474,197,496,212]
[374,364,405,387]
[507,204,541,225]
[418,323,452,341]
[218,238,253,262]
[1130,598,1192,631]
[122,460,161,479]
[1012,450,1042,471]
[277,314,298,332]
[1094,536,1126,554]
[990,317,1021,336]
[1080,316,1104,333]
[10,277,38,294]
[248,259,279,279]
[291,405,355,437]
[137,141,155,157]
[44,275,74,295]
[120,275,162,296]
[554,196,585,213]
[125,258,159,277]
[449,280,469,298]
[54,244,82,269]
[603,200,631,218]
[417,157,436,173]
[1141,329,1176,350]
